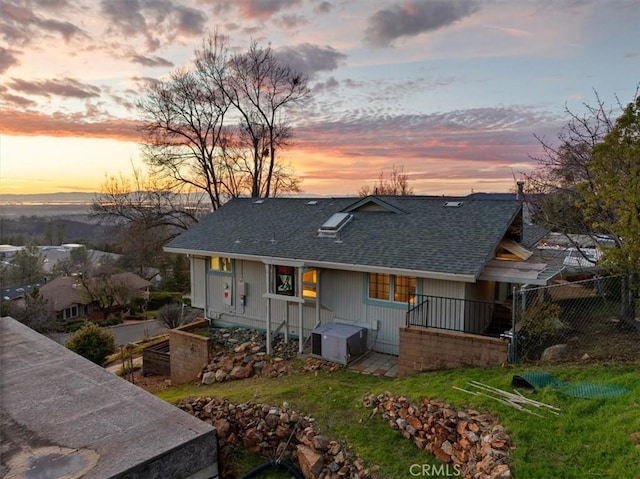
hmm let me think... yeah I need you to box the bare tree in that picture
[196,33,309,198]
[78,259,138,320]
[139,64,231,210]
[91,167,209,275]
[92,33,309,261]
[358,164,414,196]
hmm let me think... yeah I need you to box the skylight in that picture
[318,212,352,237]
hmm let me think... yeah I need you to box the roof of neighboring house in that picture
[38,276,87,311]
[38,273,151,312]
[166,195,525,281]
[1,283,43,301]
[111,271,152,290]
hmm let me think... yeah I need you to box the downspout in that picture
[314,270,321,329]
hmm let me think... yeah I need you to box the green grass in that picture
[156,362,640,478]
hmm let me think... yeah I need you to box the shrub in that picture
[65,322,116,366]
[157,303,198,329]
[60,318,88,333]
[148,291,183,310]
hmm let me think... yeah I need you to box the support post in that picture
[265,264,271,355]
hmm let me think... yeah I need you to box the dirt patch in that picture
[120,368,172,393]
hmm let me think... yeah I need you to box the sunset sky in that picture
[1,0,639,197]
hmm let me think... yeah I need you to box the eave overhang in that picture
[479,258,565,286]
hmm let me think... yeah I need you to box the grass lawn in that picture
[157,361,640,478]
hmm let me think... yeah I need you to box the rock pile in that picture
[209,327,301,358]
[362,392,512,479]
[177,396,378,479]
[199,328,344,385]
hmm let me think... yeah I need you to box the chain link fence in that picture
[510,274,640,363]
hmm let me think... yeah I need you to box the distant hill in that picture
[0,192,97,205]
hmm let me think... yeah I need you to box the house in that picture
[38,272,151,321]
[111,271,152,299]
[39,276,90,320]
[1,317,218,478]
[165,195,564,361]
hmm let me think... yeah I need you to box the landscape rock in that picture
[540,344,569,362]
[297,444,324,479]
[176,396,375,479]
[362,392,512,479]
[201,371,216,385]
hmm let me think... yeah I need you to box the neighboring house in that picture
[0,244,23,261]
[39,276,91,320]
[165,195,564,356]
[38,272,151,321]
[1,284,42,303]
[111,271,152,300]
[532,232,613,280]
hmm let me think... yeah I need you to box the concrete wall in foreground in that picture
[170,319,211,385]
[1,317,218,479]
[398,326,508,377]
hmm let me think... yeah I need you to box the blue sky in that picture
[1,0,638,196]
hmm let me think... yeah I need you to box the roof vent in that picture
[318,213,352,237]
[443,201,463,207]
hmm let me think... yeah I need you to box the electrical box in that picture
[310,323,367,365]
[238,281,246,296]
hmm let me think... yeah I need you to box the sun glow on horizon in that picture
[1,136,143,194]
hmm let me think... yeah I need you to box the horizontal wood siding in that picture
[141,339,170,376]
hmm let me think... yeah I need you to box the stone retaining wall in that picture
[398,327,508,377]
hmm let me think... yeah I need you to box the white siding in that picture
[190,257,206,309]
[327,270,405,355]
[423,278,465,298]
[205,260,332,342]
[197,259,480,356]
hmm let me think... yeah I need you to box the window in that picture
[369,273,390,300]
[368,273,416,303]
[394,276,416,303]
[302,269,317,299]
[274,265,295,296]
[210,256,232,273]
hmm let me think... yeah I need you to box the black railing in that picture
[406,293,498,336]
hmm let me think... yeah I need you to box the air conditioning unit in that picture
[310,323,368,365]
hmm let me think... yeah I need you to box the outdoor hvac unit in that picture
[311,323,368,365]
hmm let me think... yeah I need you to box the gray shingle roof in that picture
[165,196,522,279]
